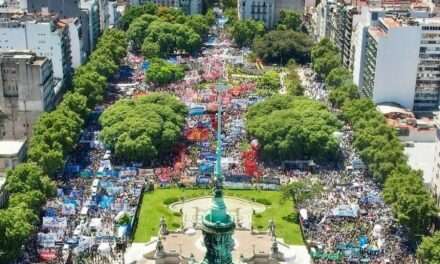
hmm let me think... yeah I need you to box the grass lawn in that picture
[132,188,303,245]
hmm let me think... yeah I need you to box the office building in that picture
[0,51,55,139]
[130,0,203,15]
[237,0,305,28]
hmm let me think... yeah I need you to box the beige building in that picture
[0,50,55,140]
[238,0,305,28]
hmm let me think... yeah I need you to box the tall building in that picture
[237,0,305,28]
[25,0,107,55]
[130,0,203,15]
[414,18,440,111]
[0,50,55,139]
[0,13,72,90]
[358,16,440,110]
[359,16,421,109]
[60,17,87,68]
[308,1,440,111]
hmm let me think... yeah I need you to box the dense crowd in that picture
[297,69,416,263]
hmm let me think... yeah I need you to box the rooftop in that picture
[404,142,436,185]
[382,16,402,28]
[368,26,386,40]
[0,140,26,157]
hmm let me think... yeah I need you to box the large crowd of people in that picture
[296,69,416,263]
[28,17,417,264]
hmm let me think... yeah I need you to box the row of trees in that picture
[246,95,341,163]
[0,28,128,262]
[311,39,438,253]
[99,93,187,164]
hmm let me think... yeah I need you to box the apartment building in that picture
[309,1,440,111]
[0,51,55,139]
[414,19,440,111]
[360,16,421,109]
[358,16,440,110]
[26,0,107,55]
[130,0,203,15]
[237,0,305,28]
[0,13,72,88]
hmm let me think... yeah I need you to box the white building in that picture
[360,17,421,109]
[61,17,87,68]
[238,0,305,28]
[309,2,440,111]
[0,14,72,85]
[108,0,120,27]
[358,15,440,111]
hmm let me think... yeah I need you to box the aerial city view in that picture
[1,0,440,263]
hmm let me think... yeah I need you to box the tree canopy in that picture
[145,59,185,86]
[311,38,341,77]
[277,10,302,31]
[253,30,313,65]
[246,96,341,163]
[99,93,188,164]
[285,61,304,96]
[418,231,440,263]
[256,70,280,97]
[230,20,265,47]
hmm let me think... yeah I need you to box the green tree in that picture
[282,179,322,207]
[145,59,185,86]
[185,15,210,37]
[127,14,159,50]
[73,66,107,108]
[27,141,64,177]
[383,168,437,240]
[328,82,359,108]
[230,20,265,47]
[256,70,280,97]
[88,50,118,78]
[325,66,351,89]
[418,232,440,264]
[99,93,187,164]
[285,61,303,96]
[119,3,157,30]
[0,205,38,262]
[58,92,89,120]
[277,10,302,31]
[5,163,55,198]
[145,21,202,56]
[142,40,162,59]
[312,52,341,77]
[246,96,340,163]
[253,30,313,64]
